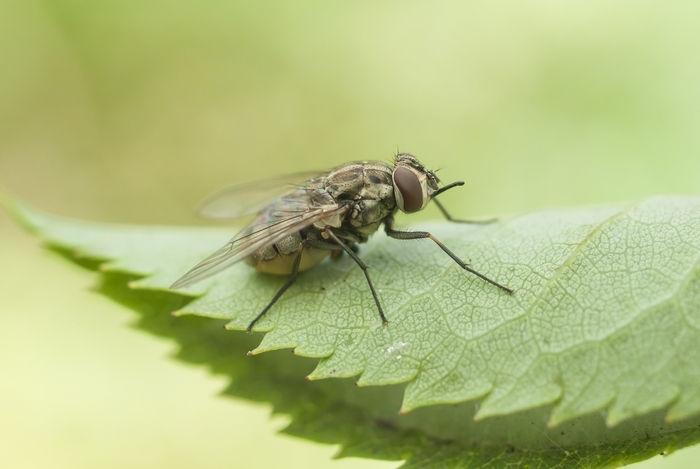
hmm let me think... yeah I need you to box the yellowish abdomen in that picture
[247,248,330,275]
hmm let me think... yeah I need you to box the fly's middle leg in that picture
[384,216,513,294]
[306,231,388,325]
[248,235,387,332]
[247,242,305,332]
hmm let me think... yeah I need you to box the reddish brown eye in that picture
[393,167,423,213]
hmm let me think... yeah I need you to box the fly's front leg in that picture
[432,198,497,224]
[247,242,305,332]
[310,230,388,325]
[384,216,513,294]
[431,181,497,224]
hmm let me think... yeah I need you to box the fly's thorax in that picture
[324,161,393,200]
[324,162,367,199]
[346,197,396,236]
[349,219,384,238]
[323,161,396,237]
[307,188,347,230]
[358,163,394,201]
[352,163,396,228]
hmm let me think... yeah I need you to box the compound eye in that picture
[393,167,424,213]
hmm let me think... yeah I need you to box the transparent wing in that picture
[170,189,348,289]
[197,171,324,219]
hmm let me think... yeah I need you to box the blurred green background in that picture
[1,1,699,468]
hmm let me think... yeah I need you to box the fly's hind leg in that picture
[384,216,513,294]
[306,231,388,325]
[247,242,305,333]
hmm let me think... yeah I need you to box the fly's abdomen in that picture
[245,232,330,275]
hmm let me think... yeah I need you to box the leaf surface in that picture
[7,194,700,467]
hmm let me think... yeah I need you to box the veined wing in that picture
[170,189,348,289]
[197,171,324,219]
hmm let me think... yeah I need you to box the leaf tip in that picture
[247,347,264,356]
[306,368,328,380]
[546,410,569,429]
[472,409,488,422]
[397,397,418,415]
[0,191,43,233]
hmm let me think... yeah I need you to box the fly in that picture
[170,153,513,331]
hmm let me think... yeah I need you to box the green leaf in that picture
[7,194,700,468]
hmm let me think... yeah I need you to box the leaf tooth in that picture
[247,347,264,356]
[474,355,562,422]
[222,319,250,331]
[249,328,298,355]
[606,385,680,428]
[308,354,364,380]
[666,385,700,423]
[356,359,419,387]
[291,343,334,358]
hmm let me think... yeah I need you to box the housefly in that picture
[170,153,513,331]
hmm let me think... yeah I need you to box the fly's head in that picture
[392,153,447,213]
